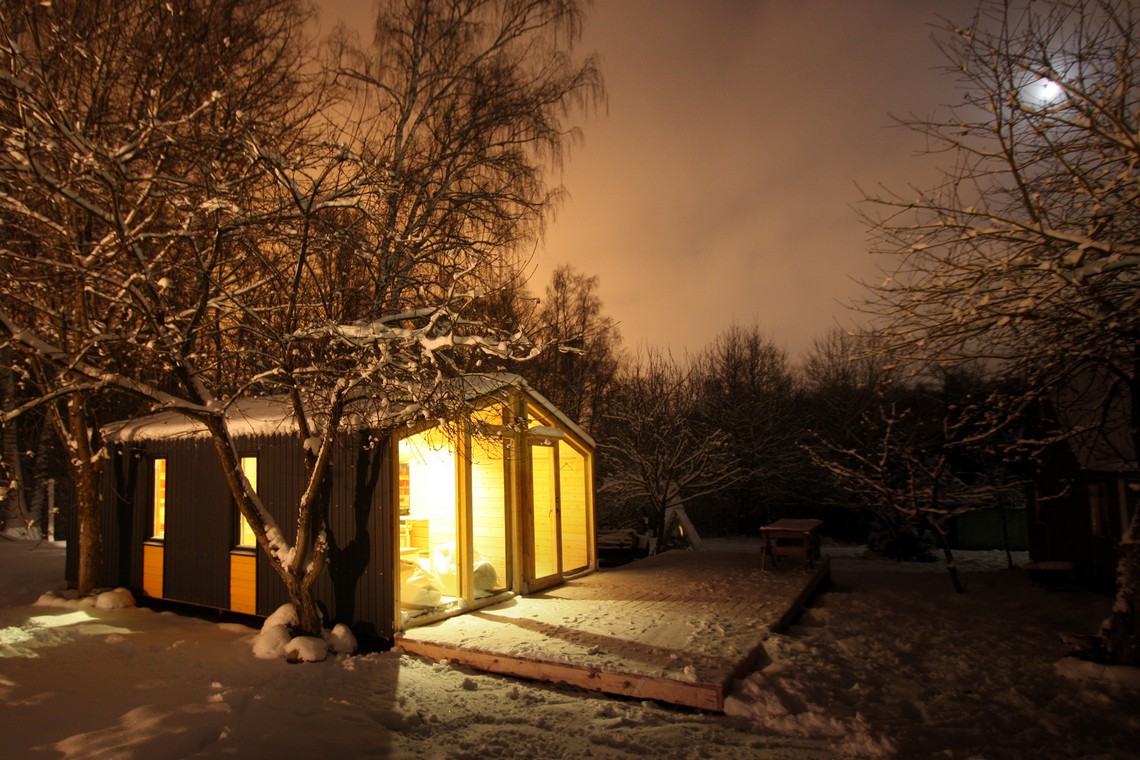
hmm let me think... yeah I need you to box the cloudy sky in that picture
[319,0,978,358]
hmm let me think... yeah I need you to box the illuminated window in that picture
[237,456,258,547]
[152,458,167,538]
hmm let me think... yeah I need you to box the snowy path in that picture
[1,540,1138,758]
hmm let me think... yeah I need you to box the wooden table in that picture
[759,518,823,570]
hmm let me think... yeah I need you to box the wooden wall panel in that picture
[324,432,392,640]
[162,439,232,608]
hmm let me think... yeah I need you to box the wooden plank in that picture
[397,638,724,712]
[771,557,830,633]
[395,550,829,713]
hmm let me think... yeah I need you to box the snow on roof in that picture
[106,374,595,448]
[106,397,298,442]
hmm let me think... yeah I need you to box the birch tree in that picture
[862,0,1140,662]
[523,264,621,432]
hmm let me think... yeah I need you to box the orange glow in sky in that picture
[317,0,969,358]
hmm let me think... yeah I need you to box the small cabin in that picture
[70,374,596,643]
[1028,369,1137,590]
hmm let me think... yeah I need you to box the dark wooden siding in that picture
[91,421,400,643]
[1030,458,1125,592]
[252,431,393,640]
[325,432,392,640]
[158,438,230,606]
[105,444,142,590]
[253,433,307,616]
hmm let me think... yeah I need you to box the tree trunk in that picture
[70,395,103,595]
[1,410,28,531]
[935,526,965,593]
[1,352,33,534]
[1097,508,1139,666]
[279,568,323,634]
[1094,341,1140,664]
[998,493,1015,571]
[205,411,330,638]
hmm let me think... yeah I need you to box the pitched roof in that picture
[105,373,594,449]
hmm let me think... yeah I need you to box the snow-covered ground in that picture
[2,537,1138,759]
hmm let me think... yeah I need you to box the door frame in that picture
[523,434,563,593]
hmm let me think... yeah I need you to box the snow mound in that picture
[285,635,329,663]
[252,624,291,659]
[32,587,135,610]
[261,603,299,631]
[252,604,355,660]
[34,589,79,608]
[725,668,896,758]
[326,623,358,655]
[95,588,136,610]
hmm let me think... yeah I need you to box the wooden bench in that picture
[759,518,822,570]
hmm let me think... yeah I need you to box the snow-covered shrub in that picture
[867,514,935,562]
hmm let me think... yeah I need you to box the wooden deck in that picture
[395,549,829,711]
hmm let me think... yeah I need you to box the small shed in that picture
[1029,370,1137,590]
[70,374,596,643]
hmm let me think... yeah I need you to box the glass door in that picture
[528,440,562,589]
[557,440,590,574]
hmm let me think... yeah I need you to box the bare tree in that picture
[226,0,604,633]
[598,350,747,552]
[862,0,1140,662]
[0,0,318,593]
[800,330,899,438]
[0,0,602,635]
[809,398,1026,592]
[689,323,802,530]
[523,264,622,431]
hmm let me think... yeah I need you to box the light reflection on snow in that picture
[0,610,136,659]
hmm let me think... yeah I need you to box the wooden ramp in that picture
[395,550,829,711]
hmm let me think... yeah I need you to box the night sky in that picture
[319,0,979,358]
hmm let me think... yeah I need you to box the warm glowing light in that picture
[153,458,167,538]
[1023,76,1066,106]
[238,456,258,547]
